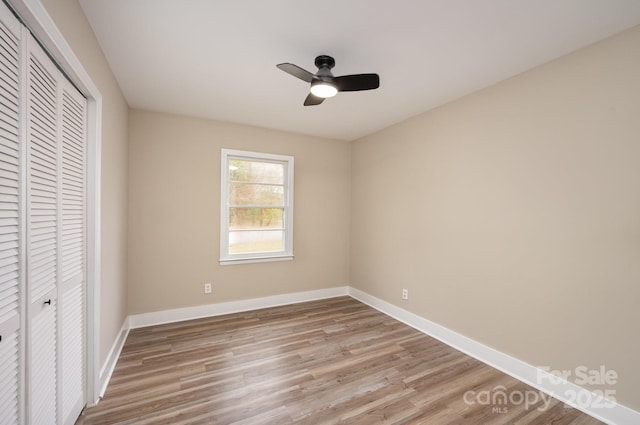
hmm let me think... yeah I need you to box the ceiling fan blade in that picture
[335,74,380,92]
[304,93,325,106]
[277,63,315,83]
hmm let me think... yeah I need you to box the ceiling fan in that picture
[277,55,380,106]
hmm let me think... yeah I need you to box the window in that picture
[220,149,294,264]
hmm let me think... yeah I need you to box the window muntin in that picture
[220,149,293,264]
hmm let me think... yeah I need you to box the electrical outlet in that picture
[402,288,408,300]
[204,283,212,294]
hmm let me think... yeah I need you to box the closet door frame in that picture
[9,0,103,406]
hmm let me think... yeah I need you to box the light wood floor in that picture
[76,297,603,425]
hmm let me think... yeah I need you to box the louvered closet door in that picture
[0,4,22,425]
[58,78,86,425]
[0,4,88,424]
[27,36,59,425]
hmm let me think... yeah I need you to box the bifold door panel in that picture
[0,2,88,424]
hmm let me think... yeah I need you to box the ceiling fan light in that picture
[310,81,338,98]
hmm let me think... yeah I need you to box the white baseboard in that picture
[97,318,130,400]
[128,286,349,329]
[347,287,639,425]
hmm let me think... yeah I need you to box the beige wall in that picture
[41,0,129,367]
[127,110,350,314]
[351,26,640,410]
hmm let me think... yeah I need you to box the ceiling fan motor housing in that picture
[315,55,336,70]
[315,55,336,80]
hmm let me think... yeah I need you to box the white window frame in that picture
[220,149,294,265]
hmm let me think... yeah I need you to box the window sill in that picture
[219,255,294,266]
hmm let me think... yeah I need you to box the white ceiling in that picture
[79,0,640,141]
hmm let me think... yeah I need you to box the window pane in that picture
[229,182,284,206]
[229,230,283,254]
[221,149,293,263]
[229,208,283,230]
[230,159,284,184]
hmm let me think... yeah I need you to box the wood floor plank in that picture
[76,297,604,425]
